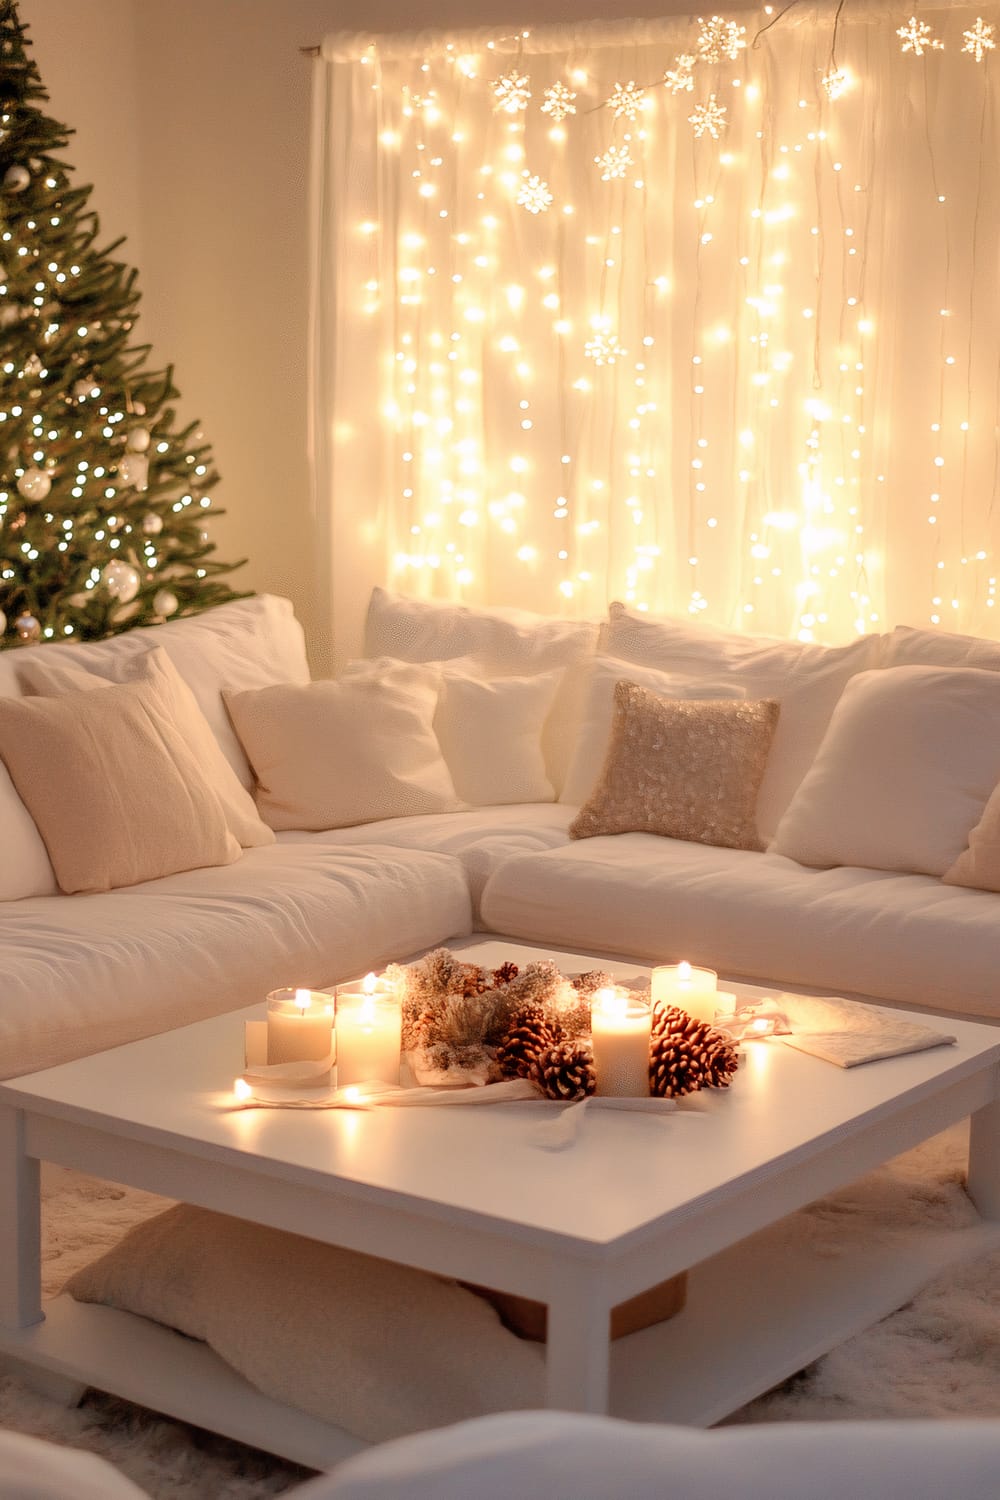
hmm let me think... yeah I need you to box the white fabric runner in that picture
[762,993,956,1068]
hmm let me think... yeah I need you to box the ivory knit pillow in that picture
[224,664,461,831]
[17,646,274,849]
[570,683,779,850]
[0,680,241,893]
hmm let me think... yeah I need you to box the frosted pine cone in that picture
[530,1039,596,1101]
[649,1004,738,1098]
[492,961,520,987]
[495,1004,563,1079]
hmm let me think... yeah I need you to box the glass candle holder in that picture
[650,961,718,1023]
[335,978,402,1087]
[266,988,335,1065]
[591,987,652,1097]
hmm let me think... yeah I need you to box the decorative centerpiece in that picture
[385,949,738,1100]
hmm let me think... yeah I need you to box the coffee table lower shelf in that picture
[3,1216,998,1470]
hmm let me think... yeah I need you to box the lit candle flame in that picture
[233,1077,253,1101]
[677,960,692,982]
[344,1085,361,1103]
[294,988,311,1012]
[362,972,378,995]
[596,985,627,1018]
[360,996,377,1025]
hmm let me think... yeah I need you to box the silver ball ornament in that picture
[102,560,141,603]
[16,467,51,501]
[153,588,179,617]
[126,426,151,453]
[141,512,164,536]
[3,164,30,193]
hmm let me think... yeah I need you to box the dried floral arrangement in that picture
[384,949,738,1102]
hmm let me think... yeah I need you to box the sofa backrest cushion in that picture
[882,623,1000,672]
[600,602,882,840]
[0,679,242,894]
[434,668,559,806]
[224,665,462,832]
[364,586,598,672]
[772,665,1000,876]
[17,646,275,850]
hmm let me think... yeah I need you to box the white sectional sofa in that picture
[4,587,1000,1084]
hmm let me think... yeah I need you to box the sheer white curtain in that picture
[309,7,1000,664]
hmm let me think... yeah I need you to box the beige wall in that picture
[21,0,696,672]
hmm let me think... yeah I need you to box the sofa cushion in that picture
[773,666,1000,877]
[277,804,574,925]
[0,680,242,894]
[364,586,598,673]
[479,836,1000,1019]
[0,844,472,1079]
[67,1204,543,1445]
[225,666,461,831]
[570,686,778,851]
[559,656,746,808]
[434,669,559,806]
[881,623,1000,672]
[600,603,881,839]
[17,646,274,850]
[314,1411,1000,1500]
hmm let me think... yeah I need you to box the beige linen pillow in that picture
[17,646,274,850]
[435,669,559,805]
[67,1203,543,1443]
[0,680,240,893]
[224,663,461,831]
[570,682,779,850]
[943,784,1000,892]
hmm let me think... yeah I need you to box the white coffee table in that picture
[3,937,1000,1468]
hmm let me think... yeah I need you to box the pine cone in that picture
[648,1004,739,1099]
[492,961,520,987]
[461,963,490,997]
[495,1004,563,1079]
[530,1039,596,1101]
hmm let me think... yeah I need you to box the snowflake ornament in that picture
[595,144,634,180]
[493,71,531,113]
[607,80,645,120]
[664,54,697,94]
[696,15,747,63]
[541,81,577,122]
[517,173,553,213]
[896,17,944,55]
[584,330,627,365]
[962,17,996,61]
[821,67,851,99]
[689,94,727,139]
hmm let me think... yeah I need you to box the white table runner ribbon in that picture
[726,993,956,1068]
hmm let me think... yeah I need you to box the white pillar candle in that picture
[266,988,334,1065]
[591,987,652,1098]
[335,973,402,1086]
[651,961,718,1024]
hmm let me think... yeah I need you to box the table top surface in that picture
[5,939,1000,1254]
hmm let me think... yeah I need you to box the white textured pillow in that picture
[67,1203,543,1444]
[559,657,746,807]
[881,623,1000,673]
[224,664,461,831]
[17,647,274,850]
[365,586,598,673]
[601,602,881,839]
[772,666,1000,876]
[435,669,558,805]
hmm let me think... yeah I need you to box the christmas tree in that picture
[0,0,245,646]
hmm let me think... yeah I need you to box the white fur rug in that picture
[2,1124,999,1498]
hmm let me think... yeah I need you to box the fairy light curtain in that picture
[309,6,1000,663]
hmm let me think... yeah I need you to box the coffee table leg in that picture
[968,1095,1000,1220]
[545,1280,610,1413]
[0,1106,43,1329]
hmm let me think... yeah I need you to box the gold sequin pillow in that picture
[569,682,780,850]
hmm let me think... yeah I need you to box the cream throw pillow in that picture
[435,669,558,805]
[943,784,1000,892]
[0,680,241,893]
[67,1203,543,1444]
[772,666,1000,876]
[17,646,274,850]
[570,683,779,850]
[559,656,746,808]
[224,664,461,831]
